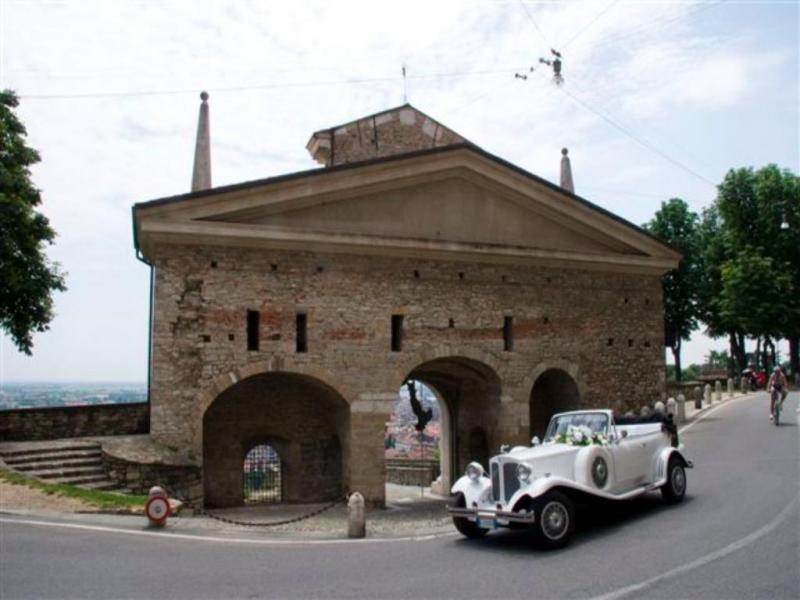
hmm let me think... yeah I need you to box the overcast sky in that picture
[1,0,797,382]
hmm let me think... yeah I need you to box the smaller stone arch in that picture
[528,367,581,439]
[242,439,286,504]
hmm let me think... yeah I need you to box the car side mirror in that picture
[530,436,541,447]
[620,430,628,439]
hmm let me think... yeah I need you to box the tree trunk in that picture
[790,336,799,380]
[769,338,777,370]
[728,334,737,378]
[672,340,682,382]
[737,332,747,369]
[755,337,762,371]
[763,336,772,371]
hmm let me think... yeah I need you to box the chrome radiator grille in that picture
[491,462,500,502]
[503,462,521,502]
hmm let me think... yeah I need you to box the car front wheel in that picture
[450,494,488,539]
[661,457,687,503]
[532,491,575,549]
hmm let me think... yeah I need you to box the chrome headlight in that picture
[517,463,532,483]
[466,462,484,481]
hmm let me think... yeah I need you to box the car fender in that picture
[451,474,492,506]
[654,447,692,486]
[506,475,586,508]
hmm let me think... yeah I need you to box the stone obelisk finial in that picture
[560,147,574,194]
[191,91,211,192]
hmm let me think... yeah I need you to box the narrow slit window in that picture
[296,313,307,353]
[503,316,514,352]
[391,315,404,352]
[247,310,260,351]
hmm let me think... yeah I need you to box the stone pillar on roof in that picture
[191,91,212,192]
[560,147,574,194]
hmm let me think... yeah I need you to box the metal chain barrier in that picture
[161,485,345,528]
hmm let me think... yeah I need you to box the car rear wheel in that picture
[532,491,575,549]
[661,457,686,503]
[450,494,488,539]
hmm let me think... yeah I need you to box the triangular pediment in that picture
[134,146,680,274]
[211,176,636,257]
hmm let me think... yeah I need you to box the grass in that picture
[0,469,149,511]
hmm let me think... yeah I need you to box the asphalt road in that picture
[2,391,798,600]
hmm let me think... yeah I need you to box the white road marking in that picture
[0,516,457,546]
[592,394,799,600]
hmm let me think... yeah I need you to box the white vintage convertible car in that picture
[447,409,692,548]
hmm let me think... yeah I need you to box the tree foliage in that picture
[0,90,66,354]
[644,198,702,380]
[687,165,800,374]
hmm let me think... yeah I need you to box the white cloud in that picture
[1,0,797,380]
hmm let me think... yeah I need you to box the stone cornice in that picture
[139,219,676,274]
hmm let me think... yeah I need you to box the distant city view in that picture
[385,381,441,461]
[0,382,147,410]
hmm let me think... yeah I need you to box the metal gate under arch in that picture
[243,444,282,504]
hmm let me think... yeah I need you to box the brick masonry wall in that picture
[149,244,666,504]
[326,108,463,166]
[0,403,149,442]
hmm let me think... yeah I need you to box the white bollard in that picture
[640,405,651,417]
[727,378,734,398]
[654,400,666,414]
[714,380,722,403]
[665,397,676,416]
[704,384,712,405]
[676,394,686,424]
[347,492,366,538]
[693,386,703,410]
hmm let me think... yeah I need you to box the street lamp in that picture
[780,209,790,230]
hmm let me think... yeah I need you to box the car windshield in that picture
[545,413,610,440]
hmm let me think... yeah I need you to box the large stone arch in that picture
[201,370,349,508]
[395,354,503,490]
[527,362,582,438]
[197,357,356,418]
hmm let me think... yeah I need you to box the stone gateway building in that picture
[132,102,680,508]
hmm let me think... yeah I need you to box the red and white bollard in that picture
[145,486,170,528]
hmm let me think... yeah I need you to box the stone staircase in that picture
[0,440,124,491]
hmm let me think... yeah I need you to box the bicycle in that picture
[771,387,784,426]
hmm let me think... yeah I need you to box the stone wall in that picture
[149,243,665,505]
[0,403,149,441]
[103,453,202,506]
[386,459,440,487]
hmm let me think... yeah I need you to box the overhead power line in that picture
[517,0,551,49]
[540,72,717,188]
[18,67,524,100]
[561,0,622,50]
[569,0,724,54]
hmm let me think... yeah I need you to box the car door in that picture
[609,428,649,490]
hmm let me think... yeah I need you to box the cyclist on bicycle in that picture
[767,366,788,421]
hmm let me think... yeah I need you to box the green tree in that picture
[696,205,746,374]
[0,90,66,354]
[717,249,794,371]
[714,166,800,375]
[644,198,702,381]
